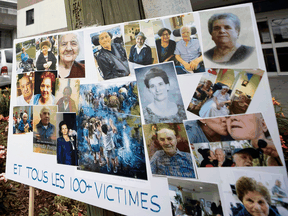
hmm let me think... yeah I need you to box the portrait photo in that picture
[12,106,33,134]
[90,25,130,81]
[58,31,85,78]
[34,71,57,105]
[220,169,288,216]
[16,39,36,73]
[200,5,259,68]
[152,13,205,74]
[169,178,223,216]
[77,112,147,180]
[55,78,80,114]
[184,113,283,167]
[80,81,140,116]
[16,72,35,106]
[33,105,57,155]
[124,21,158,68]
[56,113,78,166]
[35,35,58,71]
[187,68,264,118]
[135,62,187,124]
[143,123,196,178]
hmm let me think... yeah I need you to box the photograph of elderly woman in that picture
[153,13,205,74]
[184,113,283,167]
[35,36,58,71]
[58,32,85,78]
[16,39,36,73]
[200,5,258,68]
[192,139,282,168]
[135,62,187,124]
[169,178,223,216]
[124,21,158,68]
[56,113,78,166]
[90,25,130,81]
[187,68,264,118]
[143,123,195,178]
[220,170,287,216]
[13,106,33,134]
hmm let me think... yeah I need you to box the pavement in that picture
[268,75,288,116]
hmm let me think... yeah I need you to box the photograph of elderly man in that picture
[56,86,77,112]
[58,32,85,78]
[91,26,130,80]
[36,40,57,71]
[34,106,56,145]
[144,123,195,178]
[16,73,34,105]
[200,6,258,68]
[34,71,57,105]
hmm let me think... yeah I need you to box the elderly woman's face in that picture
[221,88,229,94]
[40,77,52,100]
[242,191,269,216]
[59,34,79,63]
[211,19,239,46]
[148,76,169,102]
[61,124,68,136]
[204,117,228,136]
[161,30,170,42]
[136,36,145,47]
[226,114,264,140]
[42,45,49,56]
[99,32,112,50]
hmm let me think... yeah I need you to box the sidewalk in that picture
[268,75,288,116]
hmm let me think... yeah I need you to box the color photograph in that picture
[187,68,264,118]
[143,123,195,178]
[16,72,35,106]
[16,39,36,73]
[12,106,33,134]
[90,25,130,81]
[135,62,187,124]
[152,13,205,74]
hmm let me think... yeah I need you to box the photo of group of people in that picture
[187,68,264,117]
[77,81,147,179]
[221,170,288,216]
[15,32,85,78]
[12,106,33,134]
[169,178,223,216]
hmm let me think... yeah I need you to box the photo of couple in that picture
[184,113,283,167]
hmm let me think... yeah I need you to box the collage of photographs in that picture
[10,4,287,216]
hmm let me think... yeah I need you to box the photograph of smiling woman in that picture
[135,62,187,124]
[200,6,258,68]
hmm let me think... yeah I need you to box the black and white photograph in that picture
[143,123,195,178]
[200,5,258,68]
[58,31,85,78]
[169,178,223,216]
[152,13,205,74]
[56,113,78,166]
[90,25,130,81]
[135,62,187,124]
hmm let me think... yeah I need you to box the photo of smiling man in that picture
[200,6,258,68]
[16,73,35,105]
[135,62,187,124]
[143,123,196,178]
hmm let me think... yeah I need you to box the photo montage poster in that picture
[6,3,287,216]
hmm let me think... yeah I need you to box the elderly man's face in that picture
[215,149,225,162]
[211,19,239,46]
[136,36,145,47]
[157,128,177,156]
[19,77,32,100]
[242,191,269,216]
[63,88,71,101]
[40,110,50,126]
[226,114,265,140]
[233,152,253,167]
[23,114,28,123]
[59,33,79,63]
[40,77,52,100]
[99,32,112,50]
[181,27,191,42]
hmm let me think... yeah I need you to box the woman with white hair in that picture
[199,86,231,117]
[36,40,57,71]
[129,32,153,65]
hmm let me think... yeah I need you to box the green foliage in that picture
[16,43,22,53]
[0,88,11,117]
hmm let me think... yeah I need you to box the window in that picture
[26,9,34,25]
[5,50,13,63]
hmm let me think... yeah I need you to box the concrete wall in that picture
[17,0,67,38]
